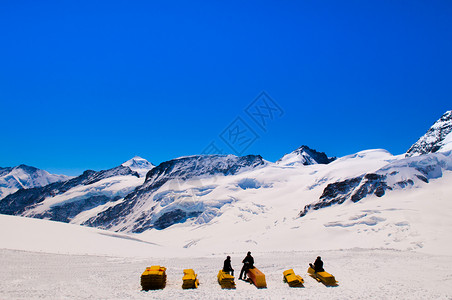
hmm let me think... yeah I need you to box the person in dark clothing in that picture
[223,256,234,276]
[239,251,254,280]
[309,256,325,272]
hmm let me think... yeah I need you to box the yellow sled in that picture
[247,267,267,288]
[182,269,199,289]
[141,266,167,290]
[217,270,236,289]
[283,269,304,287]
[307,267,338,286]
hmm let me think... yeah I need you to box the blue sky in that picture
[1,0,451,175]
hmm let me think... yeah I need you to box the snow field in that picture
[0,248,450,299]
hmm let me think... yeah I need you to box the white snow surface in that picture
[0,248,450,299]
[0,165,69,200]
[276,149,316,166]
[439,131,452,152]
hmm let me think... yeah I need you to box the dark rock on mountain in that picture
[299,149,452,218]
[299,174,390,217]
[83,154,266,231]
[143,154,265,189]
[0,165,139,219]
[153,209,203,231]
[406,110,452,157]
[277,145,336,166]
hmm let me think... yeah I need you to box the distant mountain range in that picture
[0,165,69,200]
[0,110,451,234]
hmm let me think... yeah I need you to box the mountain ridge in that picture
[0,165,69,200]
[276,145,336,166]
[406,110,452,156]
[1,110,450,236]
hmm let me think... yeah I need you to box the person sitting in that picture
[309,256,325,272]
[239,251,254,280]
[223,255,234,276]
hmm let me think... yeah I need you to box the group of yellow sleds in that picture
[141,265,337,291]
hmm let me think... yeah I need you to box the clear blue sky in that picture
[1,0,451,175]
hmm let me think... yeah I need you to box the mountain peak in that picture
[406,110,452,157]
[276,145,335,166]
[121,156,154,177]
[15,164,39,173]
[0,165,69,200]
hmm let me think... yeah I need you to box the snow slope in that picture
[1,167,451,299]
[0,214,166,257]
[0,165,69,200]
[4,148,450,258]
[1,200,451,299]
[134,161,452,256]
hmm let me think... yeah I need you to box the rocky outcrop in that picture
[299,174,389,217]
[406,110,452,157]
[277,145,335,166]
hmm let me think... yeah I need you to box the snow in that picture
[121,156,154,178]
[1,205,452,299]
[277,150,313,166]
[0,248,451,299]
[23,175,145,220]
[0,214,168,257]
[439,132,452,152]
[1,151,452,298]
[406,110,452,156]
[1,142,452,298]
[0,165,69,200]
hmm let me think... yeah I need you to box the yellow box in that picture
[307,267,337,286]
[141,266,166,290]
[283,269,304,287]
[247,267,267,288]
[217,270,236,289]
[182,269,199,289]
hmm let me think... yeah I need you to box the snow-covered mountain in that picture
[0,157,154,223]
[0,111,451,259]
[0,165,69,200]
[0,155,266,231]
[121,156,154,177]
[299,150,452,217]
[276,145,335,166]
[82,154,266,232]
[406,110,452,156]
[1,114,452,300]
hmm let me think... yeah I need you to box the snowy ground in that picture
[1,248,451,299]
